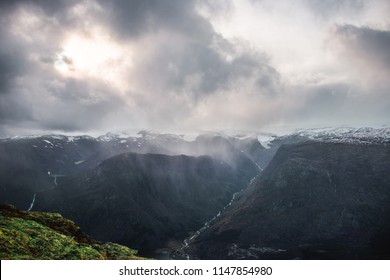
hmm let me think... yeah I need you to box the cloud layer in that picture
[0,0,389,136]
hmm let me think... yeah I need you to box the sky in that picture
[0,0,389,137]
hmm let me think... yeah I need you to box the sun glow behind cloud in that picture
[54,30,132,92]
[0,0,389,137]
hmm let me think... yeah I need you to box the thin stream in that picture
[27,193,36,211]
[177,174,260,259]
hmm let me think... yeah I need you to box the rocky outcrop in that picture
[0,204,145,260]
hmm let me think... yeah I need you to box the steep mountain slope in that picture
[0,135,167,209]
[0,204,145,260]
[228,136,266,166]
[0,132,261,210]
[187,141,390,259]
[139,132,265,174]
[34,152,258,255]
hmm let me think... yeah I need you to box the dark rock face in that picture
[188,142,390,259]
[34,153,257,254]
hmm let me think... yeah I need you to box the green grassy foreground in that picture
[0,204,146,260]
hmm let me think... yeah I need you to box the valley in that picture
[1,127,389,259]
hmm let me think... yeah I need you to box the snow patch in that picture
[289,126,390,144]
[43,140,53,145]
[257,134,276,149]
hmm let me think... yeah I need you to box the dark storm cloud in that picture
[0,12,44,128]
[0,19,31,95]
[0,94,33,122]
[299,83,349,119]
[0,73,127,134]
[0,0,98,36]
[232,53,280,95]
[94,0,282,107]
[304,0,365,17]
[96,0,214,41]
[292,22,390,126]
[0,22,37,130]
[285,80,390,128]
[0,49,23,94]
[334,24,390,73]
[38,79,127,132]
[250,0,365,13]
[0,0,77,15]
[0,0,129,135]
[0,0,388,136]
[0,0,282,136]
[134,36,279,100]
[94,0,281,98]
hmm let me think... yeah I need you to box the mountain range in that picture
[1,126,389,259]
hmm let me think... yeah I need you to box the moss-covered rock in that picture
[0,204,146,260]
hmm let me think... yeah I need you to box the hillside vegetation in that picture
[0,204,146,260]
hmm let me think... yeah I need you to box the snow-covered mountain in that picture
[0,130,264,209]
[3,125,389,145]
[1,126,389,259]
[284,126,390,145]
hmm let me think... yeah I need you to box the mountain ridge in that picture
[33,151,258,255]
[186,141,390,259]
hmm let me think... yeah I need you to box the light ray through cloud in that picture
[0,0,389,137]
